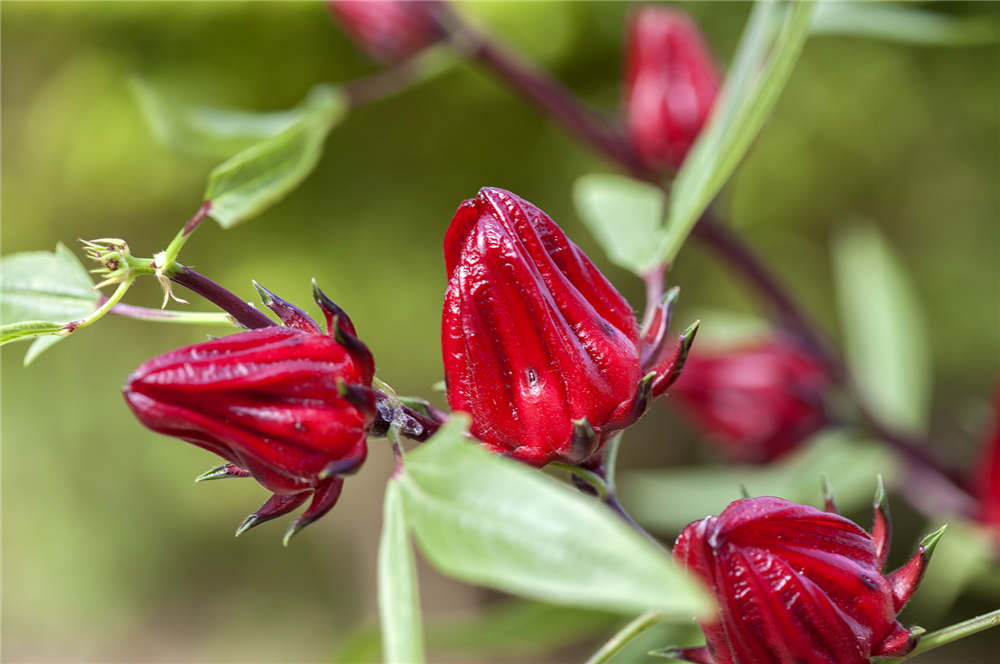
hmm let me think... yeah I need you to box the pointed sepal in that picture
[568,418,599,463]
[820,473,838,513]
[283,478,344,546]
[252,281,321,333]
[336,378,377,415]
[234,492,309,537]
[872,474,891,570]
[332,315,375,383]
[648,645,715,663]
[871,624,924,658]
[640,286,680,369]
[312,279,356,335]
[195,463,251,483]
[651,320,700,397]
[885,524,946,612]
[318,448,368,480]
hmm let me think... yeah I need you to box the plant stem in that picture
[159,201,213,273]
[606,492,669,555]
[65,277,135,334]
[104,299,234,325]
[435,5,652,178]
[641,265,667,333]
[690,213,842,376]
[603,433,624,494]
[168,266,276,330]
[879,609,1000,663]
[341,45,457,108]
[585,610,665,664]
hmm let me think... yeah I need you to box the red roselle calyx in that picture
[326,0,443,63]
[442,187,696,467]
[123,283,375,544]
[625,6,721,172]
[670,492,941,664]
[976,383,1000,547]
[668,338,831,463]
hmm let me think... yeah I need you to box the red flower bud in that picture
[442,187,695,467]
[123,284,375,543]
[976,383,1000,547]
[327,0,443,63]
[671,495,938,664]
[625,7,721,171]
[668,339,830,462]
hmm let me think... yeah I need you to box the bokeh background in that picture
[2,1,998,662]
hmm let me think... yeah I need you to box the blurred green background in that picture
[2,1,998,662]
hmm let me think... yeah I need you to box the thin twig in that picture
[585,610,665,664]
[169,266,276,330]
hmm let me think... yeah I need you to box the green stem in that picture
[553,463,610,500]
[105,299,234,325]
[603,433,624,494]
[158,201,212,272]
[585,610,665,664]
[66,277,135,334]
[879,609,1000,662]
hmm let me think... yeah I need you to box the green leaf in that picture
[573,174,669,276]
[0,320,65,344]
[832,223,930,432]
[203,84,347,228]
[811,1,1000,46]
[658,0,816,264]
[0,244,100,362]
[621,429,897,532]
[130,78,304,159]
[396,416,713,619]
[378,480,425,664]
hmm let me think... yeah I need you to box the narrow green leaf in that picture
[396,416,713,619]
[811,1,1000,46]
[621,429,897,532]
[0,320,65,344]
[0,244,100,361]
[378,480,425,664]
[658,0,816,264]
[130,78,303,159]
[573,174,669,276]
[832,223,930,432]
[204,84,347,228]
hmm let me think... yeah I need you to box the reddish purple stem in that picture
[169,267,276,330]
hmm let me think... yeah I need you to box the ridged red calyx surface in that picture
[442,187,695,467]
[668,338,830,462]
[123,284,375,543]
[327,0,442,63]
[976,383,1000,547]
[625,6,720,171]
[670,495,938,664]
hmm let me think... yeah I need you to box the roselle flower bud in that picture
[668,338,830,462]
[327,0,442,63]
[976,384,1000,547]
[442,187,696,467]
[625,7,721,171]
[670,493,941,664]
[123,283,375,544]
